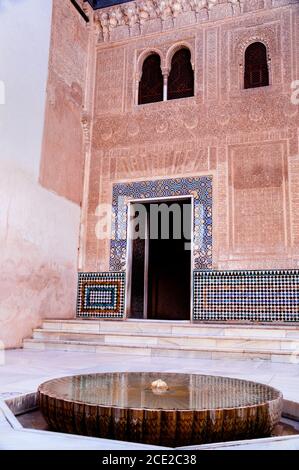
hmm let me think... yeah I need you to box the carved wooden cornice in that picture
[93,0,242,42]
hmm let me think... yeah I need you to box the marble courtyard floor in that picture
[0,349,299,449]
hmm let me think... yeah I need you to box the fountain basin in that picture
[38,372,283,447]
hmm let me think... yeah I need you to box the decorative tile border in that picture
[110,176,212,272]
[193,270,299,322]
[77,272,125,319]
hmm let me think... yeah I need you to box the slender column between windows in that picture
[163,73,168,102]
[135,73,141,106]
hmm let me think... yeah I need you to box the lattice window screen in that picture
[138,54,163,105]
[244,42,269,89]
[168,48,194,101]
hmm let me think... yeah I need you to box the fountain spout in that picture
[151,379,169,393]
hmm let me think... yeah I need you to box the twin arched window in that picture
[138,41,269,105]
[138,47,194,105]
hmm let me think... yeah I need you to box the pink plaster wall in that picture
[39,0,89,205]
[77,0,299,272]
[0,162,80,348]
[0,0,81,348]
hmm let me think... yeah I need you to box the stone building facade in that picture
[41,0,299,322]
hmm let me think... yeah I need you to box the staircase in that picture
[23,320,299,363]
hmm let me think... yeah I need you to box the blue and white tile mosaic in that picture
[193,270,299,322]
[77,272,125,319]
[110,176,213,272]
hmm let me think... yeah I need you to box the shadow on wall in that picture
[0,161,80,349]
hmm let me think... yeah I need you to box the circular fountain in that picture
[38,372,283,447]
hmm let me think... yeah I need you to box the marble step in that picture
[41,320,299,338]
[32,328,299,351]
[23,338,298,363]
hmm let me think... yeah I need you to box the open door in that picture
[128,198,191,320]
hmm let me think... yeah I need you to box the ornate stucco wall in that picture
[36,0,299,325]
[72,0,299,273]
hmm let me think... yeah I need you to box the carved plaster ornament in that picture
[124,3,140,28]
[127,119,140,137]
[158,0,173,21]
[207,0,218,9]
[171,1,183,17]
[110,6,125,27]
[190,0,208,12]
[249,106,263,122]
[181,0,192,12]
[81,112,92,144]
[95,1,243,41]
[99,12,110,40]
[139,1,157,23]
[283,99,298,118]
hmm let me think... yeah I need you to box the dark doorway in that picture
[129,199,191,321]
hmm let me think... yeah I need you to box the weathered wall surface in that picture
[0,0,81,348]
[80,0,299,272]
[0,162,80,348]
[39,0,89,205]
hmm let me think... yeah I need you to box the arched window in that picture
[167,48,194,101]
[244,42,269,89]
[138,54,163,105]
